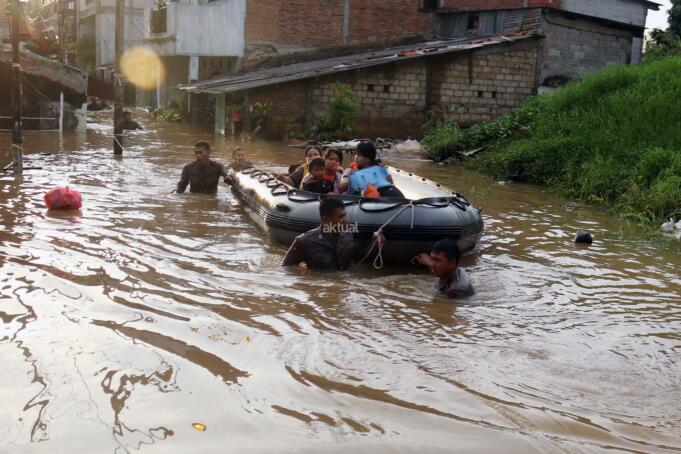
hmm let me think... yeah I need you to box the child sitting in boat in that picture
[338,141,403,198]
[302,158,335,194]
[276,146,322,188]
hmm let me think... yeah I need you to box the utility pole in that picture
[113,0,124,154]
[9,0,23,174]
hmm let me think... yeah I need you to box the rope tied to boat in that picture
[360,201,416,270]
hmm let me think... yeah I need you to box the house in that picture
[180,0,658,138]
[0,0,87,131]
[427,0,657,87]
[138,0,246,108]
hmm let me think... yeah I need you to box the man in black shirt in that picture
[113,111,143,155]
[115,111,143,132]
[176,141,228,194]
[282,197,383,272]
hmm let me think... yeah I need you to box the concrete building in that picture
[78,0,152,68]
[139,0,246,107]
[243,0,432,65]
[180,0,658,138]
[429,0,658,87]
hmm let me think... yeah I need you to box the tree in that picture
[645,1,681,61]
[669,0,681,38]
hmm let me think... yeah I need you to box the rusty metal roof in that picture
[179,33,538,95]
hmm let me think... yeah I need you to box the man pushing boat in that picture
[282,197,384,272]
[176,141,229,194]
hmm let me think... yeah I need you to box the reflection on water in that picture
[1,115,680,453]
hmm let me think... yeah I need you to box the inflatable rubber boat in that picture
[230,167,483,264]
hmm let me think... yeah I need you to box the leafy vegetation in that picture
[428,57,681,226]
[644,0,681,62]
[311,82,358,140]
[151,103,184,122]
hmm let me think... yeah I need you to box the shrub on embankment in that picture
[424,57,681,226]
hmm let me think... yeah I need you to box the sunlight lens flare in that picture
[121,46,164,90]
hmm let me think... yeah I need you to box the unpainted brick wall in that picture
[311,59,428,138]
[249,41,540,138]
[431,43,538,125]
[540,18,633,83]
[248,81,309,139]
[245,0,429,49]
[438,0,560,12]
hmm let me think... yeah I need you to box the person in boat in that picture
[322,148,344,192]
[276,146,322,188]
[301,158,335,194]
[414,239,475,299]
[176,141,228,194]
[115,111,143,132]
[338,141,403,198]
[301,149,344,194]
[282,197,383,272]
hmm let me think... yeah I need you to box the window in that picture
[383,85,390,93]
[150,5,168,34]
[477,90,483,98]
[367,84,375,92]
[466,14,479,33]
[418,0,440,12]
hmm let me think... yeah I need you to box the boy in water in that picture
[301,158,334,194]
[415,239,475,299]
[224,147,254,185]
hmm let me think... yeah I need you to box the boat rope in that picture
[360,201,416,270]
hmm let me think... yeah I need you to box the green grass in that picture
[425,57,681,226]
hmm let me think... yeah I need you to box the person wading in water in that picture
[282,197,383,272]
[176,141,228,194]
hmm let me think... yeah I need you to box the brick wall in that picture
[312,59,428,137]
[247,40,540,138]
[540,12,634,84]
[248,81,309,139]
[245,0,429,57]
[438,0,560,12]
[431,42,538,124]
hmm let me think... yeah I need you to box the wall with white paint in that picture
[96,12,148,66]
[143,0,245,57]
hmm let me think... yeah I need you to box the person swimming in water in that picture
[414,239,475,299]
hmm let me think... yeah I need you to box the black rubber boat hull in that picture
[231,166,483,263]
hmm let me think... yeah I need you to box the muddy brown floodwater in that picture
[1,115,680,454]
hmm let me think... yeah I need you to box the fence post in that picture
[59,92,64,133]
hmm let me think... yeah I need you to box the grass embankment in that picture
[424,57,681,226]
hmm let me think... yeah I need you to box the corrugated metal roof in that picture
[179,33,539,95]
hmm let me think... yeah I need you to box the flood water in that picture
[1,115,680,453]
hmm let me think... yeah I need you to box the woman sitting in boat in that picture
[276,146,322,188]
[338,141,404,198]
[301,149,344,194]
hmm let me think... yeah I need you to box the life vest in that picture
[349,165,392,192]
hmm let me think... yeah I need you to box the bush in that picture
[464,56,681,226]
[312,82,358,140]
[151,103,184,122]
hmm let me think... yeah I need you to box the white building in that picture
[78,0,245,107]
[139,0,245,107]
